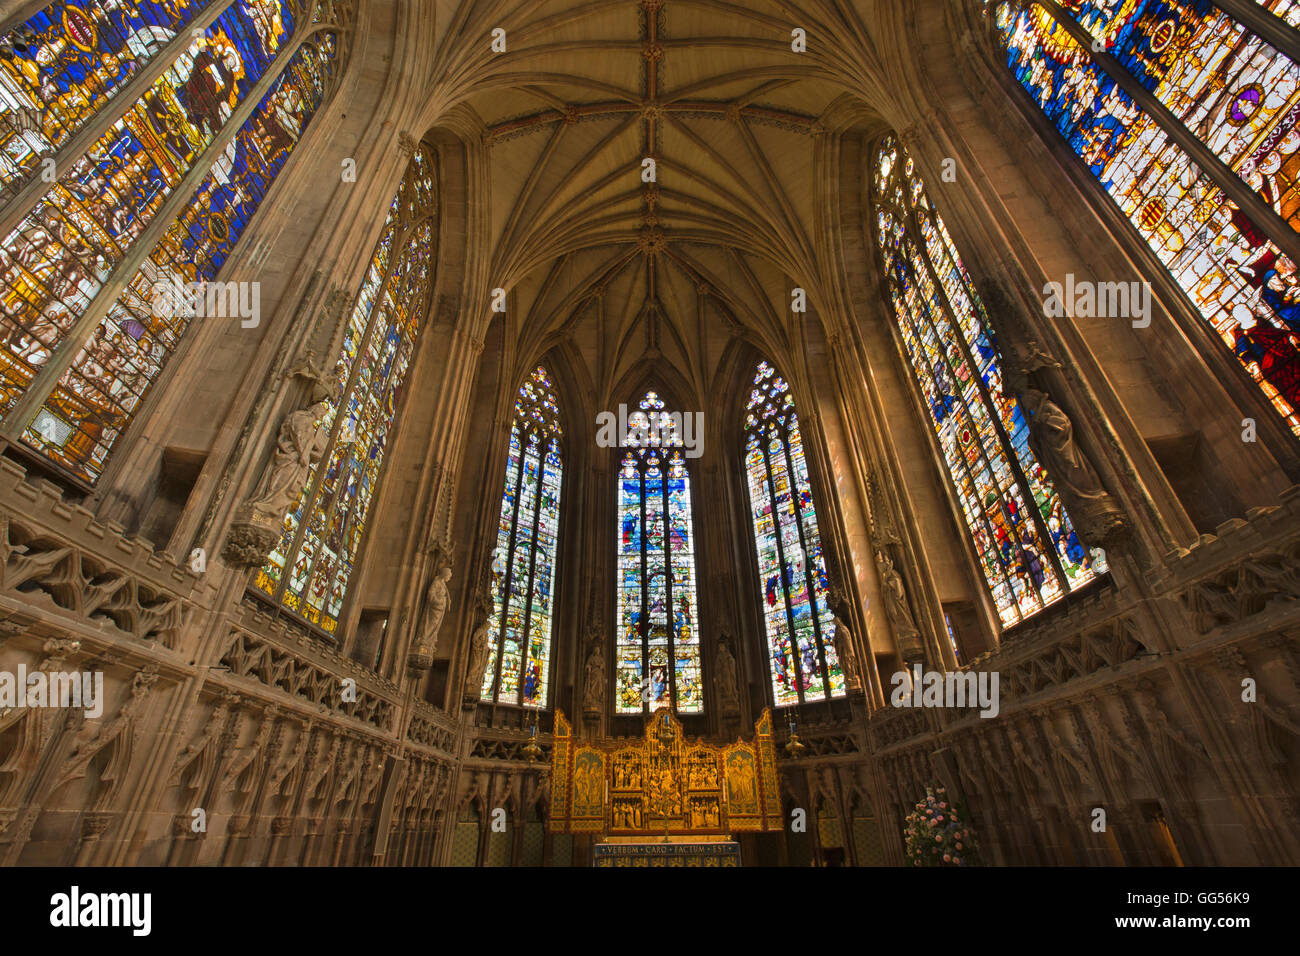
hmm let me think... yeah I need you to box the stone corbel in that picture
[897,108,943,157]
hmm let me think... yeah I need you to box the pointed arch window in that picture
[742,361,844,707]
[873,134,1105,627]
[479,366,564,707]
[0,0,351,482]
[253,140,436,634]
[985,0,1300,435]
[615,391,703,715]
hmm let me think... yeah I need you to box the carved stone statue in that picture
[248,400,331,516]
[457,564,493,704]
[826,591,862,692]
[714,633,740,715]
[223,399,331,567]
[583,636,606,715]
[876,549,925,665]
[463,616,491,705]
[1021,388,1127,546]
[976,277,1127,549]
[407,566,451,672]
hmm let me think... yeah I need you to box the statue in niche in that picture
[285,349,338,395]
[1020,388,1128,546]
[408,564,452,672]
[224,346,344,568]
[583,634,606,715]
[714,633,740,715]
[246,399,331,516]
[876,549,925,665]
[976,278,1128,548]
[464,613,491,704]
[455,561,493,699]
[826,590,862,692]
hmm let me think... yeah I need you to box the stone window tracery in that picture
[741,360,844,706]
[254,141,435,635]
[479,365,564,707]
[873,133,1106,626]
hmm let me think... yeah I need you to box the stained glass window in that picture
[0,0,348,482]
[0,0,215,192]
[1256,1,1300,25]
[742,361,844,707]
[479,366,563,707]
[253,141,436,635]
[985,1,1300,434]
[616,391,703,714]
[873,133,1105,627]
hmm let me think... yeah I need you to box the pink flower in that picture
[939,802,947,809]
[943,854,951,863]
[935,816,944,822]
[955,842,963,849]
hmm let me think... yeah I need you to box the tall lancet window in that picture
[0,0,352,482]
[873,134,1104,627]
[479,366,564,708]
[985,0,1300,435]
[253,141,436,634]
[616,391,703,714]
[743,362,844,707]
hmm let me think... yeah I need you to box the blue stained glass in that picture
[28,35,338,479]
[0,0,215,190]
[256,138,433,635]
[615,391,702,714]
[742,362,843,706]
[0,0,307,459]
[480,366,563,707]
[1059,0,1300,234]
[987,0,1300,435]
[873,133,1105,626]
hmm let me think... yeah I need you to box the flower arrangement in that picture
[903,782,982,866]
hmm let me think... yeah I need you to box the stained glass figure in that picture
[873,133,1105,627]
[616,391,703,714]
[742,361,844,707]
[986,0,1300,434]
[0,0,216,192]
[254,141,435,635]
[479,366,563,708]
[0,0,348,482]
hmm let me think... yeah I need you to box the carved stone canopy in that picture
[287,349,341,405]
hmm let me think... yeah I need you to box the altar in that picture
[548,707,783,860]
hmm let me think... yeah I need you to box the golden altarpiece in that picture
[547,709,782,865]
